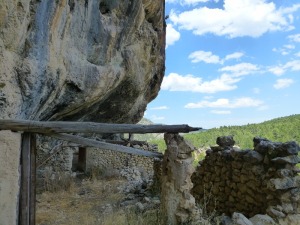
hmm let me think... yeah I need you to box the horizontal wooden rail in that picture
[46,133,163,158]
[0,119,201,134]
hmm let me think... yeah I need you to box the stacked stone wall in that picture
[36,134,158,181]
[192,136,300,222]
[86,142,159,178]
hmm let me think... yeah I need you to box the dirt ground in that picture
[36,176,162,225]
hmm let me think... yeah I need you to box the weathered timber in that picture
[45,133,163,158]
[0,119,200,134]
[103,139,148,146]
[19,133,36,225]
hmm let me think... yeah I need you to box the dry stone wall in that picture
[192,136,300,223]
[86,142,159,178]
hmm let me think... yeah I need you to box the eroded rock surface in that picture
[0,0,165,123]
[0,1,165,224]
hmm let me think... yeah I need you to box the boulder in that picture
[249,214,276,225]
[243,151,264,164]
[217,136,235,147]
[0,0,165,123]
[232,212,253,225]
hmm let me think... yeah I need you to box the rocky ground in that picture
[36,169,162,225]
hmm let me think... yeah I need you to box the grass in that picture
[36,178,125,225]
[36,172,220,225]
[36,170,164,225]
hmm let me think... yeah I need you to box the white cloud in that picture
[273,44,295,55]
[170,1,300,38]
[188,51,221,64]
[284,44,295,49]
[188,50,244,64]
[268,66,285,76]
[211,110,231,114]
[224,52,244,61]
[166,24,181,48]
[162,63,259,94]
[150,106,169,110]
[269,60,300,75]
[285,60,300,71]
[185,97,264,108]
[219,63,259,76]
[288,33,300,42]
[295,52,300,57]
[161,73,240,93]
[273,78,294,89]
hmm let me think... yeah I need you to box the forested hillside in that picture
[151,114,300,151]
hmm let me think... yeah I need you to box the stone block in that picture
[249,214,276,225]
[243,151,264,164]
[270,176,300,190]
[271,155,300,165]
[217,136,235,147]
[232,212,253,225]
[278,214,300,225]
[266,206,286,218]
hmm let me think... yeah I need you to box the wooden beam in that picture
[19,133,36,225]
[45,133,163,158]
[102,139,148,146]
[0,119,201,134]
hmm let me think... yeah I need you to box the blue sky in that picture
[145,0,300,129]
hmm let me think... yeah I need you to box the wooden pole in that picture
[45,133,163,158]
[0,119,201,134]
[19,133,36,225]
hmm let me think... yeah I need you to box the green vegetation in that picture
[150,114,300,151]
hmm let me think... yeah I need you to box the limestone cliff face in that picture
[0,0,165,123]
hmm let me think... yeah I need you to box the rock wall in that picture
[86,142,159,178]
[0,131,21,225]
[0,1,165,224]
[192,136,300,223]
[0,0,165,123]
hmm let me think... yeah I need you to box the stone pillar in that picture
[0,131,22,225]
[161,133,197,225]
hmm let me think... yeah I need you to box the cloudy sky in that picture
[145,0,300,128]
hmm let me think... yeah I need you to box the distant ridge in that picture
[150,114,300,150]
[184,114,300,149]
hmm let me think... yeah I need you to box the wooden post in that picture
[19,133,36,225]
[77,147,86,172]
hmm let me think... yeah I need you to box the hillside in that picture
[151,114,300,151]
[133,118,164,141]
